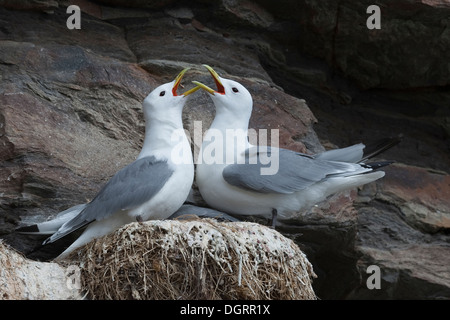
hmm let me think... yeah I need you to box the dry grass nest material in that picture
[64,218,317,300]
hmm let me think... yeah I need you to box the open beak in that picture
[172,68,201,97]
[191,64,225,95]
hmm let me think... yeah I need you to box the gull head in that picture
[192,65,253,117]
[143,68,200,115]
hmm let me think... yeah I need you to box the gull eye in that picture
[232,87,239,93]
[159,91,166,96]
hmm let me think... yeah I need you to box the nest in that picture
[64,218,317,300]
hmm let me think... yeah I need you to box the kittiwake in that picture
[193,65,399,225]
[17,68,200,259]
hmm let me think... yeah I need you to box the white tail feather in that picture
[16,204,86,235]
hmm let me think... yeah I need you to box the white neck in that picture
[212,106,251,133]
[201,108,251,164]
[137,109,192,165]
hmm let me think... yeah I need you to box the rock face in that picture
[0,1,449,299]
[279,163,450,299]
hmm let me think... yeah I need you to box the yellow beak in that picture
[182,85,201,96]
[192,64,226,95]
[172,68,201,96]
[191,80,215,95]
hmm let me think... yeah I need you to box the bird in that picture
[17,68,200,259]
[192,65,399,226]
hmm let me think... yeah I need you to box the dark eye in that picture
[159,91,166,96]
[232,87,239,93]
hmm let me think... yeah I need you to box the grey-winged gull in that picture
[18,68,200,259]
[193,65,399,225]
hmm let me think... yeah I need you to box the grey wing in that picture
[314,143,365,163]
[222,147,370,194]
[44,156,173,244]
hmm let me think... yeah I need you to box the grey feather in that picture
[315,137,402,164]
[223,147,368,194]
[314,143,364,163]
[169,204,240,222]
[43,156,173,244]
[16,204,86,235]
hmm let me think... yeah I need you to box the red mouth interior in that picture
[211,73,225,95]
[172,82,180,96]
[215,79,225,94]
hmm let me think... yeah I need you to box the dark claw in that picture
[270,208,278,229]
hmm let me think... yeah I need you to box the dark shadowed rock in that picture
[378,164,450,233]
[125,14,273,83]
[251,0,450,90]
[0,0,58,12]
[348,163,450,299]
[94,0,177,9]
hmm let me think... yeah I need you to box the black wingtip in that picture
[362,160,395,170]
[16,224,39,233]
[360,135,403,162]
[42,237,52,246]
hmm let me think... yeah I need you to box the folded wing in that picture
[222,147,373,194]
[44,156,173,244]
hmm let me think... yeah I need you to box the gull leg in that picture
[270,208,278,229]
